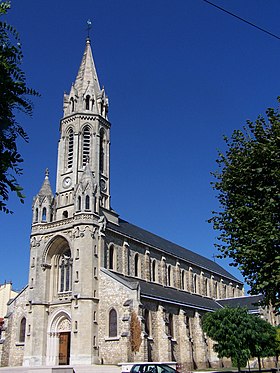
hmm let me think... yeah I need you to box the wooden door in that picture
[59,332,70,365]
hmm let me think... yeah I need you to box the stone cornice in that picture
[60,113,110,129]
[31,213,99,234]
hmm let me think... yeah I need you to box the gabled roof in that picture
[107,218,242,284]
[216,295,263,312]
[102,270,222,312]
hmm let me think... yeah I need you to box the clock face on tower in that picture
[63,177,72,189]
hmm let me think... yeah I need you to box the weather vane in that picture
[86,19,92,39]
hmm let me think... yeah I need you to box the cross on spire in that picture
[86,19,92,39]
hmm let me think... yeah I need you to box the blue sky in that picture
[1,0,280,292]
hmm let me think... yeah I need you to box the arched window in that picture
[193,274,198,293]
[99,129,105,173]
[35,208,38,223]
[224,284,227,298]
[77,196,81,211]
[70,97,75,112]
[63,211,68,219]
[181,270,185,290]
[109,308,117,337]
[109,246,115,270]
[82,126,91,166]
[59,249,72,293]
[42,207,47,222]
[19,317,26,343]
[167,265,172,286]
[134,254,139,277]
[151,260,157,282]
[68,128,74,168]
[215,282,218,298]
[85,195,90,210]
[205,278,209,296]
[144,309,151,337]
[168,313,174,339]
[85,95,90,110]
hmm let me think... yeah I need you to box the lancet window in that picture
[82,126,91,166]
[85,95,90,110]
[59,249,72,293]
[99,129,105,173]
[67,128,74,169]
[109,308,117,337]
[19,317,26,343]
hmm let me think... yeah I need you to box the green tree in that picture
[249,315,276,371]
[209,101,280,309]
[0,1,39,213]
[202,307,277,372]
[202,307,253,372]
[275,326,280,371]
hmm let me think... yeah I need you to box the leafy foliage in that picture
[130,310,142,353]
[202,307,276,372]
[0,1,39,213]
[209,102,280,309]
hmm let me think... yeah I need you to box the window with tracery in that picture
[68,128,74,168]
[19,317,26,343]
[59,249,72,293]
[82,126,91,166]
[109,308,117,337]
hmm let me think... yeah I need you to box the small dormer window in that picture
[85,95,90,110]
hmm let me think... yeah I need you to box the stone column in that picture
[190,311,208,369]
[177,310,194,371]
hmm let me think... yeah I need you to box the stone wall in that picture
[0,287,28,367]
[98,270,140,364]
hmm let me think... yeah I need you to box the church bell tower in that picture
[55,37,110,220]
[26,38,112,367]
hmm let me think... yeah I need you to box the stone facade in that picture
[1,37,278,371]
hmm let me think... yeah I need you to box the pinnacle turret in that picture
[32,169,54,224]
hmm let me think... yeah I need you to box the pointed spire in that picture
[38,168,53,198]
[63,38,109,118]
[74,38,100,97]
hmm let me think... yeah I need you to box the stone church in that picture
[1,38,278,370]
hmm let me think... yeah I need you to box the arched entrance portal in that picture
[46,311,71,365]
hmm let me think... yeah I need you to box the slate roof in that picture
[102,269,222,312]
[217,295,263,312]
[107,218,242,284]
